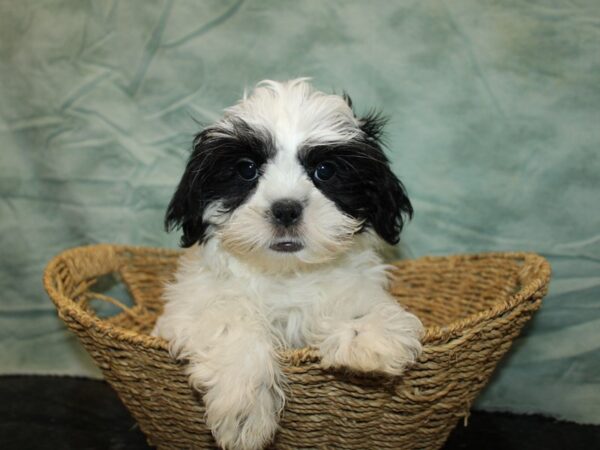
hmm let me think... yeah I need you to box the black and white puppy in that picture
[153,79,423,450]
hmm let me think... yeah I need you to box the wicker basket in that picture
[43,244,550,450]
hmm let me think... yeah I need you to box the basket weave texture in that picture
[43,244,550,450]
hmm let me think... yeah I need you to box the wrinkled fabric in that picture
[0,0,599,424]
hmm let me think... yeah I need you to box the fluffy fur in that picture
[153,79,423,450]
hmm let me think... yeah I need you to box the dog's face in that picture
[166,79,412,268]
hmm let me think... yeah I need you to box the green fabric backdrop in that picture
[1,0,599,424]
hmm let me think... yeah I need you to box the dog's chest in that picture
[243,270,354,348]
[253,275,320,347]
[208,246,388,347]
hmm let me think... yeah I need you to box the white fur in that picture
[153,79,423,450]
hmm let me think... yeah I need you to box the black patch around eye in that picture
[298,131,413,245]
[165,119,275,247]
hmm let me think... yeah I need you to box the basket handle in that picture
[80,291,136,315]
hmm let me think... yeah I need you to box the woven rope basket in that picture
[43,244,550,450]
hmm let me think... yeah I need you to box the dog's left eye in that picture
[235,158,259,181]
[314,161,336,182]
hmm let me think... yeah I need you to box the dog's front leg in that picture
[314,295,424,376]
[178,305,284,450]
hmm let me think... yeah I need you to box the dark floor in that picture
[1,376,598,450]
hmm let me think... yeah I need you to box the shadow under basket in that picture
[43,244,551,450]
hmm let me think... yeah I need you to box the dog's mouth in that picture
[269,240,304,253]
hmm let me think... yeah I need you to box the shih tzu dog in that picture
[152,79,423,450]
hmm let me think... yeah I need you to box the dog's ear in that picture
[165,132,211,248]
[364,160,413,245]
[359,112,413,245]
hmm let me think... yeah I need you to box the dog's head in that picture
[166,79,412,268]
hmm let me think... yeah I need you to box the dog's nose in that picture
[271,199,303,227]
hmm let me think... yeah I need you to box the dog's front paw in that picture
[319,310,423,376]
[203,384,282,450]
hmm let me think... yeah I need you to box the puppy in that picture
[153,79,423,450]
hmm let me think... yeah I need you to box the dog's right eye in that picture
[235,158,259,181]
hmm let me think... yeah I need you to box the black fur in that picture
[165,120,275,247]
[299,113,413,245]
[359,110,387,143]
[342,94,387,143]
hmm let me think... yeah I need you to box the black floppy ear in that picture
[165,133,210,248]
[365,164,413,245]
[360,112,413,245]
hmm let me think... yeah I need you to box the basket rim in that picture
[43,243,551,365]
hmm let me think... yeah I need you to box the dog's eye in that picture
[314,161,336,182]
[235,158,259,181]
